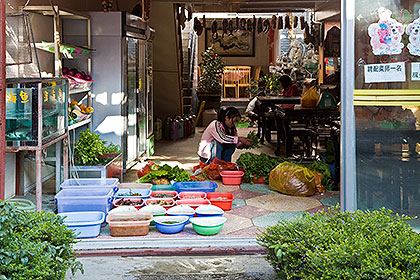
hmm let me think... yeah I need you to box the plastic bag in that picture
[300,85,319,108]
[201,158,238,180]
[269,161,324,196]
[137,160,159,179]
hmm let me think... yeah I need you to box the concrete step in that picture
[220,98,250,116]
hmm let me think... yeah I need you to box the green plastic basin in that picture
[190,217,227,236]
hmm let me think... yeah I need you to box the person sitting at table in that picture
[280,74,301,97]
[198,106,251,164]
[245,90,266,126]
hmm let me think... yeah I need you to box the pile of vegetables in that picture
[136,163,193,184]
[74,129,121,166]
[236,152,332,189]
[63,67,92,81]
[244,131,260,149]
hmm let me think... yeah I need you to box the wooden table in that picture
[256,96,301,144]
[274,105,340,156]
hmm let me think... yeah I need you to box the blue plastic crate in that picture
[60,178,119,193]
[55,188,114,214]
[58,211,105,238]
[114,188,152,199]
[173,181,218,193]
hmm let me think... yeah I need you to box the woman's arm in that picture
[210,121,239,144]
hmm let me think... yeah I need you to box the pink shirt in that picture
[197,120,238,159]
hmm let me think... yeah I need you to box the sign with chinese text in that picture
[364,62,406,83]
[5,88,33,115]
[411,62,420,80]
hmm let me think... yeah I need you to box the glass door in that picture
[146,42,153,138]
[348,0,420,225]
[138,42,147,157]
[126,37,139,164]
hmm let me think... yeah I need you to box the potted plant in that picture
[73,129,122,179]
[198,47,225,94]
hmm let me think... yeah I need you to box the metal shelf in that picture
[68,117,91,131]
[69,88,90,95]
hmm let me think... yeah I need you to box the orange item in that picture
[206,192,235,211]
[220,171,244,185]
[201,158,239,180]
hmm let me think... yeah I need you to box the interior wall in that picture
[149,2,182,119]
[6,0,137,12]
[197,27,270,75]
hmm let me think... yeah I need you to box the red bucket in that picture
[206,192,235,211]
[220,171,244,185]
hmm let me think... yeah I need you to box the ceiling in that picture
[152,0,340,14]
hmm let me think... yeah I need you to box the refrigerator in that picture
[90,12,154,171]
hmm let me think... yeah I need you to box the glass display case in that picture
[6,77,68,146]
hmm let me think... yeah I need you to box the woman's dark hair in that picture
[218,106,240,136]
[279,74,293,89]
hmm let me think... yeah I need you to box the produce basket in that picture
[150,190,178,199]
[113,198,144,209]
[144,198,175,209]
[176,199,211,209]
[220,171,244,185]
[173,181,217,193]
[106,211,152,237]
[206,192,235,211]
[178,191,206,200]
[114,188,151,199]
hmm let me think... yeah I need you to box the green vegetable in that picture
[135,164,192,183]
[74,129,120,166]
[306,160,332,189]
[237,152,286,183]
[244,131,261,149]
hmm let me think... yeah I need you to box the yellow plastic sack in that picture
[269,162,322,196]
[300,85,319,108]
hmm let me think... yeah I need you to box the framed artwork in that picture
[205,27,255,57]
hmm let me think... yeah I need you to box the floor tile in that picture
[319,195,340,207]
[232,189,264,200]
[225,226,265,238]
[228,205,273,219]
[252,212,304,228]
[305,205,331,214]
[219,213,253,235]
[216,184,240,192]
[240,183,277,194]
[246,193,322,212]
[231,198,246,209]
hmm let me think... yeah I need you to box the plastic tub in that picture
[167,205,195,219]
[139,205,166,226]
[113,198,144,209]
[6,198,35,212]
[60,178,119,193]
[106,212,152,237]
[152,184,175,191]
[153,215,189,234]
[119,183,152,189]
[173,181,217,193]
[150,190,178,199]
[206,193,235,211]
[144,198,175,209]
[252,176,266,184]
[55,188,114,214]
[114,188,152,199]
[190,217,227,236]
[220,171,244,185]
[195,205,224,217]
[58,211,105,238]
[176,199,211,209]
[178,191,206,200]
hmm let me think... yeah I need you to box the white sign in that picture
[411,62,420,80]
[364,62,406,83]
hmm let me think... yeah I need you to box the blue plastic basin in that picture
[173,181,217,193]
[58,211,105,238]
[114,188,151,199]
[55,188,114,214]
[153,216,189,234]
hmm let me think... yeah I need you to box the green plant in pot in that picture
[199,47,225,93]
[247,73,283,97]
[74,129,121,166]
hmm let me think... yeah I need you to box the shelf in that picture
[68,117,91,131]
[69,88,90,95]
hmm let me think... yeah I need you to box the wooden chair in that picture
[222,66,238,98]
[253,66,261,84]
[237,66,251,98]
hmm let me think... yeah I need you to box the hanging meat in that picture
[257,17,263,33]
[211,20,218,39]
[262,19,270,34]
[271,15,277,30]
[228,19,234,35]
[293,16,298,28]
[253,15,256,31]
[236,17,240,31]
[278,16,283,29]
[300,16,306,30]
[285,15,291,29]
[240,18,247,30]
[202,15,206,32]
[222,18,228,37]
[193,17,203,35]
[247,18,253,31]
